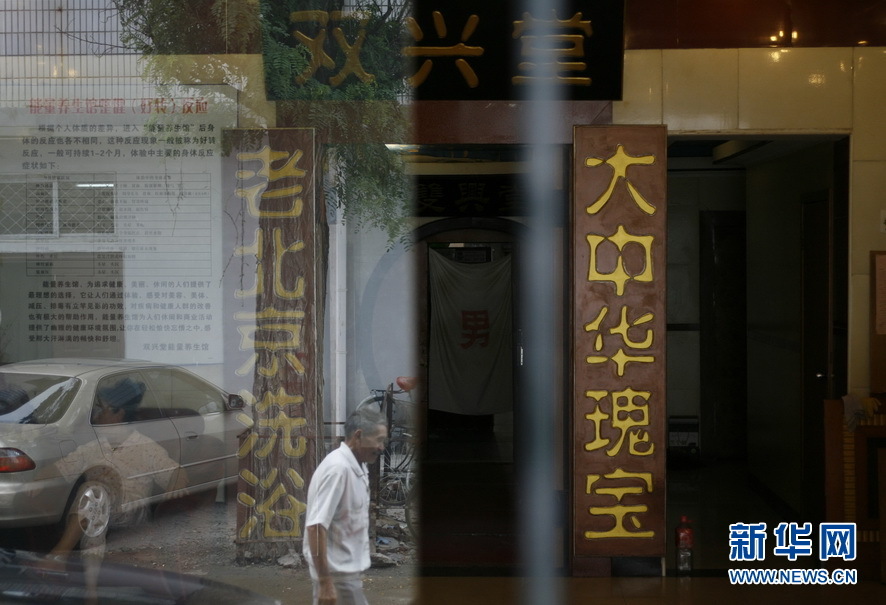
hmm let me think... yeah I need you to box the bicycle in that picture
[356,376,418,430]
[357,377,420,512]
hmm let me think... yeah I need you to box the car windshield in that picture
[0,373,80,425]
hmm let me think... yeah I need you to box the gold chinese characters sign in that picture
[272,0,624,101]
[572,126,667,562]
[223,129,322,552]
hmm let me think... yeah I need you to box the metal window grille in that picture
[0,174,115,237]
[0,0,127,57]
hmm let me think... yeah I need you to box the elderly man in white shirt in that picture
[304,408,388,605]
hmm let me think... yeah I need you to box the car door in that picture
[143,367,239,489]
[91,371,181,507]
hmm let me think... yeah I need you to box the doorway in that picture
[414,219,527,572]
[665,136,849,571]
[426,240,516,464]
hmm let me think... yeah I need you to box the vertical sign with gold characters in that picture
[223,129,322,556]
[572,126,667,566]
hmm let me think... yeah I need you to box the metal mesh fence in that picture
[0,0,128,57]
[0,175,115,237]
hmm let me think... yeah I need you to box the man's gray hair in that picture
[345,408,387,438]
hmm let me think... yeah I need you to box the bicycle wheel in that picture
[385,435,416,472]
[378,435,417,506]
[378,472,413,506]
[356,394,385,415]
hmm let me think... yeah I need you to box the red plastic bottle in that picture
[675,515,694,574]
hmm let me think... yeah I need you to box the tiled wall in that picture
[614,47,886,397]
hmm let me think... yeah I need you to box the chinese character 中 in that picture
[729,522,768,561]
[585,226,655,296]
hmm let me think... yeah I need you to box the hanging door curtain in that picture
[428,250,513,415]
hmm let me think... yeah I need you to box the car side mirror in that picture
[226,394,246,410]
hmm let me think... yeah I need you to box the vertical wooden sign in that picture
[223,128,323,559]
[572,125,667,567]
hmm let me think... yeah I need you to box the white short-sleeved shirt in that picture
[303,442,370,577]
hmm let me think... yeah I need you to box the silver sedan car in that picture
[0,359,247,541]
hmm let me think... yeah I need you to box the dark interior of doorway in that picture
[665,136,849,573]
[418,233,521,574]
[425,241,515,463]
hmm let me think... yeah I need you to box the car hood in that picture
[0,549,281,604]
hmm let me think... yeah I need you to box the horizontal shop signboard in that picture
[275,0,624,101]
